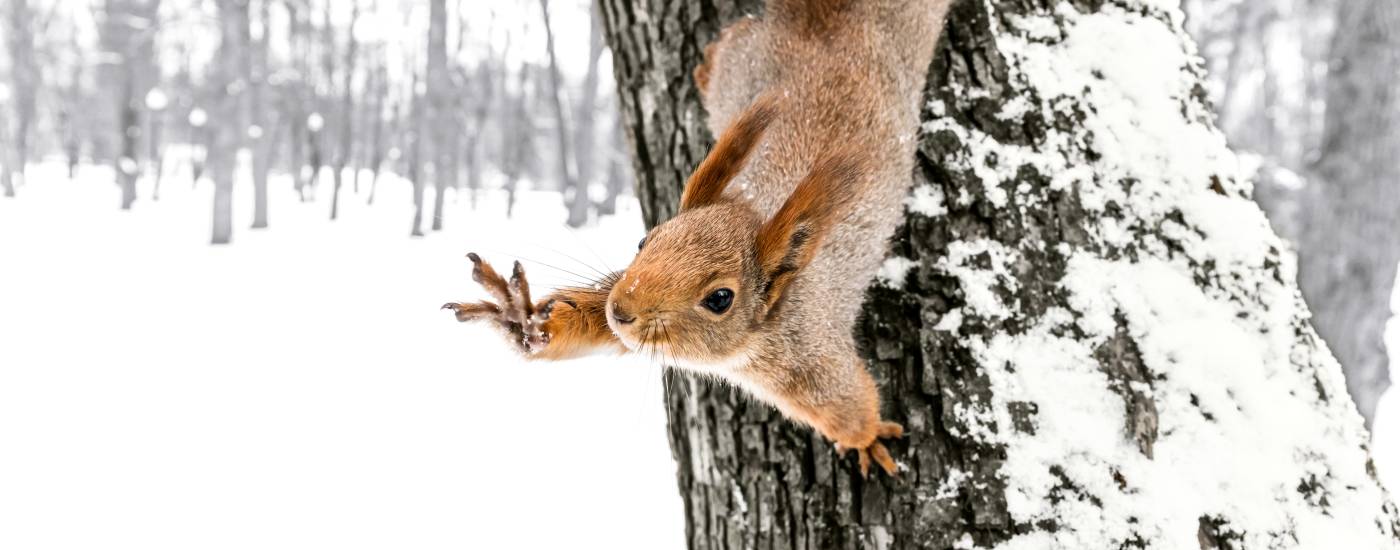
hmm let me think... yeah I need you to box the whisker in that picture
[464,246,603,288]
[557,271,621,293]
[561,223,618,274]
[527,242,617,283]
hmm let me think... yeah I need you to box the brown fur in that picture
[768,0,854,36]
[451,0,955,477]
[679,95,778,211]
[753,151,860,319]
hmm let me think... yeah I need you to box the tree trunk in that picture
[117,77,139,210]
[210,0,249,245]
[425,0,451,232]
[148,104,165,201]
[250,0,273,229]
[600,0,1400,547]
[99,0,159,211]
[409,73,426,238]
[1296,0,1400,429]
[596,116,627,217]
[567,4,607,227]
[6,0,38,198]
[330,3,361,222]
[538,0,586,227]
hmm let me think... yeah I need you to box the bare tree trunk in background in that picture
[285,0,309,201]
[366,60,389,204]
[595,115,627,216]
[4,0,38,198]
[367,78,388,207]
[426,0,450,232]
[1298,0,1400,428]
[565,5,606,227]
[100,0,159,210]
[306,120,325,200]
[250,0,275,229]
[355,47,383,196]
[210,0,249,245]
[147,102,165,201]
[409,72,426,238]
[463,127,482,210]
[538,0,584,228]
[60,29,86,181]
[372,82,408,208]
[1183,0,1336,247]
[116,78,140,209]
[461,60,494,211]
[330,3,361,222]
[601,0,1400,547]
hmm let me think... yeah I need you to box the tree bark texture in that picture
[600,0,1400,548]
[1297,0,1400,428]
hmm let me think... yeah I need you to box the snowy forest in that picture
[0,0,629,236]
[2,0,1399,548]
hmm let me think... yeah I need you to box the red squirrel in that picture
[445,0,952,476]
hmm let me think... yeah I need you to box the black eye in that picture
[638,236,647,251]
[702,288,734,314]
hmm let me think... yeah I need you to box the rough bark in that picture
[1296,0,1400,428]
[600,0,1400,548]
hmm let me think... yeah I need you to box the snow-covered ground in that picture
[0,160,1396,549]
[0,162,683,550]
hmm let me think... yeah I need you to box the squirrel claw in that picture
[837,421,904,478]
[449,254,554,355]
[844,440,898,478]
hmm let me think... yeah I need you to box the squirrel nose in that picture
[611,302,636,324]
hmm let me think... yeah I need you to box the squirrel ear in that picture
[754,151,861,320]
[679,95,779,211]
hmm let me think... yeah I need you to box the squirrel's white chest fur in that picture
[659,348,776,404]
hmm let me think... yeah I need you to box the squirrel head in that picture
[606,95,859,362]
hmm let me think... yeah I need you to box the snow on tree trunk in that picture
[600,0,1400,547]
[1296,0,1400,429]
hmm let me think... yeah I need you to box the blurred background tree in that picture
[0,0,632,239]
[1185,0,1400,427]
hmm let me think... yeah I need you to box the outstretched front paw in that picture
[442,253,555,354]
[836,421,905,478]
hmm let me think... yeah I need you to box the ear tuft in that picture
[679,94,780,211]
[754,150,862,319]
